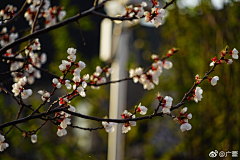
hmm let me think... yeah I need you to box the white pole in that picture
[108,28,129,160]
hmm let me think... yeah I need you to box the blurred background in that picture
[0,0,239,159]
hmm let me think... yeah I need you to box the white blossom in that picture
[121,110,136,133]
[0,143,9,152]
[83,74,89,81]
[65,80,72,90]
[102,121,115,133]
[122,125,131,133]
[77,86,86,97]
[180,123,192,132]
[0,135,5,143]
[68,105,76,112]
[96,66,103,74]
[52,78,62,89]
[58,10,66,21]
[152,8,165,28]
[210,61,215,66]
[162,96,173,114]
[67,47,76,54]
[0,134,9,152]
[67,54,76,62]
[194,87,203,103]
[211,76,219,86]
[232,48,239,59]
[60,118,71,129]
[106,68,114,77]
[187,113,192,119]
[57,128,67,137]
[144,11,151,22]
[78,61,86,70]
[227,59,233,65]
[137,103,148,115]
[38,90,51,102]
[163,61,173,69]
[21,89,32,99]
[31,134,37,143]
[180,107,187,114]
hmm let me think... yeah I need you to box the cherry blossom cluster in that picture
[0,134,9,152]
[136,103,148,115]
[144,7,166,28]
[102,103,147,133]
[160,95,173,114]
[12,76,32,99]
[90,66,113,89]
[0,4,17,24]
[196,74,220,87]
[193,47,238,102]
[38,90,50,102]
[210,48,238,66]
[123,2,147,19]
[7,39,47,85]
[121,110,137,133]
[56,105,76,137]
[174,107,192,132]
[58,47,88,97]
[121,103,147,133]
[0,27,18,47]
[129,54,172,90]
[24,0,66,27]
[22,132,38,143]
[193,87,203,103]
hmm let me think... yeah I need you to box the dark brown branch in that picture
[31,0,44,34]
[162,0,176,9]
[31,64,74,115]
[34,120,48,133]
[0,83,20,105]
[31,63,60,78]
[89,77,132,86]
[0,106,163,130]
[92,11,136,21]
[0,0,108,54]
[69,124,104,131]
[76,20,86,45]
[0,56,27,62]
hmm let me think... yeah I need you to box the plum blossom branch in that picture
[0,0,176,54]
[30,0,44,34]
[0,0,108,54]
[171,57,218,110]
[0,1,28,28]
[162,0,175,9]
[69,124,104,131]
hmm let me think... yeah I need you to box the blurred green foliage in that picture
[125,1,240,159]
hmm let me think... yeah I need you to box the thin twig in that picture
[76,20,86,45]
[31,0,44,34]
[69,124,104,131]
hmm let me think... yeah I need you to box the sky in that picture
[180,0,230,10]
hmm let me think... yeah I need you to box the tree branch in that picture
[0,1,28,29]
[0,0,108,54]
[30,0,44,34]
